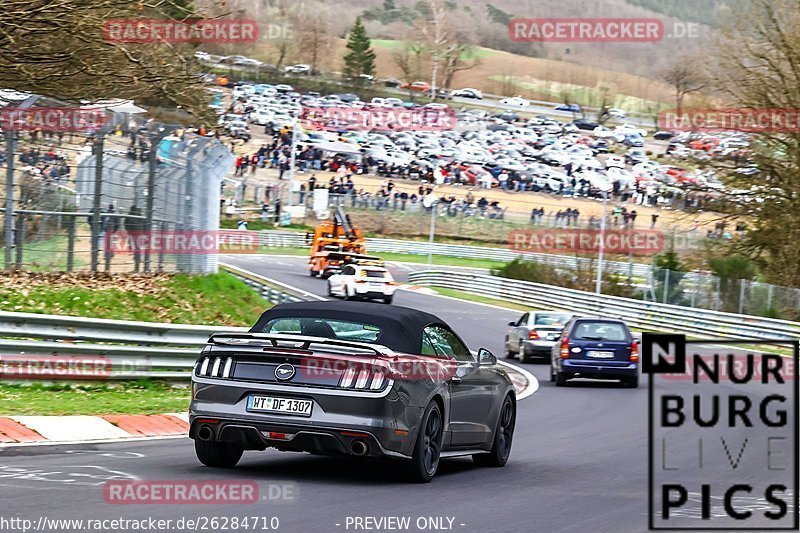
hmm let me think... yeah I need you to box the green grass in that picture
[431,287,530,312]
[371,39,496,60]
[0,381,190,416]
[0,272,270,325]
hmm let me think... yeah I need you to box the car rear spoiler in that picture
[207,332,394,357]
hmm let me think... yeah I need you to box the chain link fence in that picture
[646,268,800,320]
[2,122,234,274]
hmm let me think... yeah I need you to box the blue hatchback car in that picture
[550,318,639,388]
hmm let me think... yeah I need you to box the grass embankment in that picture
[0,271,269,416]
[0,381,190,416]
[0,271,269,324]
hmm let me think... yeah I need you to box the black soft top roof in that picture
[250,301,449,354]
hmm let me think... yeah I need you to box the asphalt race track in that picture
[1,255,794,533]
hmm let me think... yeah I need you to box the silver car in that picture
[504,311,573,363]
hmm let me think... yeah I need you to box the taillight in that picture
[338,365,387,391]
[528,330,539,340]
[196,356,235,378]
[630,341,639,362]
[560,338,570,359]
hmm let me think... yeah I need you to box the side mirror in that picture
[508,321,516,327]
[478,348,497,366]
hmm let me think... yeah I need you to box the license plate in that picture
[587,351,615,359]
[546,334,558,340]
[369,282,383,288]
[246,395,312,416]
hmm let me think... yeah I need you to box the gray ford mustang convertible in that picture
[189,301,516,482]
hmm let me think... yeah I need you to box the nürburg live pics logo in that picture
[643,333,798,530]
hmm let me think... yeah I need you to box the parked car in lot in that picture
[383,78,404,88]
[505,311,572,363]
[550,318,639,387]
[451,88,483,99]
[284,64,311,75]
[555,103,581,113]
[327,264,397,304]
[573,118,598,130]
[190,301,517,482]
[403,81,430,92]
[500,96,529,107]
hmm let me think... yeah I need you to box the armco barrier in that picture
[0,267,308,379]
[408,270,800,342]
[254,230,650,277]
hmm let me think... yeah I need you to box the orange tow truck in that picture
[306,207,381,278]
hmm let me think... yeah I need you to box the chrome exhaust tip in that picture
[350,439,369,456]
[197,425,214,441]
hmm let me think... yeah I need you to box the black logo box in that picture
[644,333,799,531]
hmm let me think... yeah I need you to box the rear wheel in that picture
[518,340,528,363]
[403,401,443,483]
[504,338,515,359]
[194,440,243,468]
[383,296,393,304]
[309,269,317,277]
[474,395,515,467]
[554,370,568,387]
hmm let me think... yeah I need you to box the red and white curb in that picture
[0,412,189,446]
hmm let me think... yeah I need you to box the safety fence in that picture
[408,270,800,342]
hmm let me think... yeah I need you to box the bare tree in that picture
[295,5,334,74]
[704,0,800,286]
[662,58,706,116]
[0,0,216,122]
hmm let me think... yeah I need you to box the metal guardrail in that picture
[254,230,650,277]
[0,267,311,379]
[408,270,800,342]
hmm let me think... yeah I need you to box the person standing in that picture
[124,204,145,273]
[273,198,282,224]
[651,212,659,228]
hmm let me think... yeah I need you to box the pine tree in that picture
[343,17,376,78]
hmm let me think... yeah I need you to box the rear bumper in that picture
[189,417,410,459]
[558,360,638,379]
[189,378,423,458]
[522,340,556,356]
[354,286,396,298]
